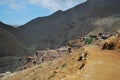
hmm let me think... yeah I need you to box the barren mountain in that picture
[2,35,120,80]
[0,0,120,80]
[0,22,30,73]
[0,22,29,57]
[18,0,120,51]
[1,0,120,55]
[0,0,120,75]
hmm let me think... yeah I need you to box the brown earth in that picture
[2,44,120,80]
[81,45,120,80]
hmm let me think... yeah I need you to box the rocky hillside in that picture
[1,33,120,80]
[18,0,120,51]
[0,0,120,56]
[0,22,29,57]
[1,0,120,55]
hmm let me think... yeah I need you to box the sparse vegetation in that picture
[55,67,58,70]
[32,72,38,80]
[47,71,56,80]
[62,63,67,68]
[38,65,43,68]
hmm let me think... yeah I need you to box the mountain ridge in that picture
[0,22,29,57]
[17,0,120,51]
[0,0,120,55]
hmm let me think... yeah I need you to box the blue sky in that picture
[0,0,87,25]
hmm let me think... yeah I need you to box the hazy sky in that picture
[0,0,87,25]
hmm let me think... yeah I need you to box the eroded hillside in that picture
[1,33,120,80]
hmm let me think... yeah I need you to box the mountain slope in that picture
[18,0,120,51]
[3,45,120,80]
[1,0,120,55]
[0,22,29,57]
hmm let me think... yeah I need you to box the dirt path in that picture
[2,45,120,80]
[82,45,120,80]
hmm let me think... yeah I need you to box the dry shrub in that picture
[101,35,120,51]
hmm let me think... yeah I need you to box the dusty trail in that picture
[82,45,120,80]
[1,45,120,80]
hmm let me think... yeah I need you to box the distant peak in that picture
[0,21,4,25]
[55,10,63,14]
[57,10,63,12]
[50,10,64,16]
[0,21,3,23]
